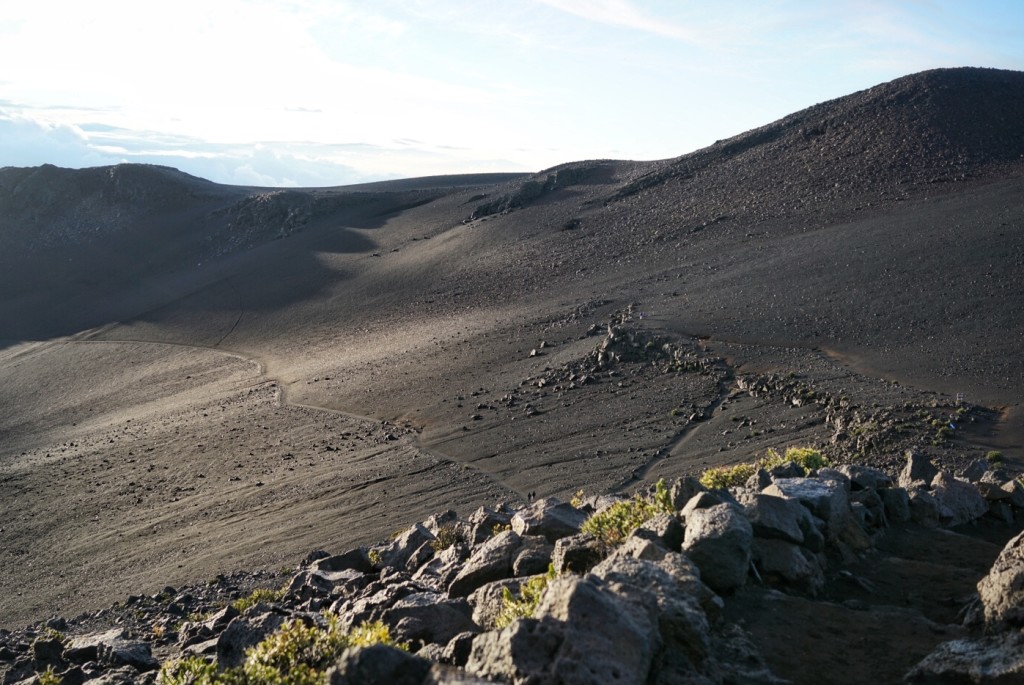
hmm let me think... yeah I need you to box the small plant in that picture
[159,617,405,685]
[159,655,219,685]
[491,523,511,536]
[987,450,1004,464]
[581,479,673,546]
[569,489,586,508]
[39,627,67,643]
[430,524,466,552]
[494,566,557,629]
[231,587,285,613]
[38,667,63,685]
[367,549,383,568]
[699,463,757,489]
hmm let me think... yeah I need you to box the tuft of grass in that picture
[491,523,511,536]
[494,566,557,629]
[986,450,1004,464]
[430,524,466,552]
[231,587,286,613]
[159,617,405,685]
[580,479,673,547]
[367,549,383,568]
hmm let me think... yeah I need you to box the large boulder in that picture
[377,523,436,573]
[466,575,659,684]
[591,553,714,673]
[904,632,1024,684]
[763,477,849,541]
[447,530,521,597]
[468,578,526,629]
[382,592,479,646]
[751,538,825,596]
[216,610,287,669]
[899,450,939,489]
[412,545,469,592]
[837,464,893,491]
[977,529,1024,628]
[931,471,988,526]
[551,533,604,574]
[512,535,554,577]
[511,498,587,543]
[737,493,807,545]
[327,644,431,685]
[682,503,753,593]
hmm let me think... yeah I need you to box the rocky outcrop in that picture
[2,453,1022,685]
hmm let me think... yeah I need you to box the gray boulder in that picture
[977,529,1024,628]
[590,553,713,672]
[216,610,288,669]
[412,545,469,592]
[751,538,824,596]
[311,548,374,574]
[669,476,706,510]
[511,498,587,543]
[441,632,478,668]
[763,477,849,541]
[467,575,659,685]
[932,471,988,526]
[1000,479,1024,509]
[64,629,125,664]
[737,493,807,545]
[962,459,990,483]
[468,578,526,629]
[899,450,939,489]
[512,535,554,577]
[551,533,604,574]
[327,644,431,685]
[378,523,436,573]
[908,487,941,526]
[904,632,1024,684]
[881,487,912,523]
[633,512,685,552]
[682,503,753,593]
[448,530,521,597]
[383,592,479,646]
[837,464,893,491]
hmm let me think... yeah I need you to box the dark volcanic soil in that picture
[1,66,1024,662]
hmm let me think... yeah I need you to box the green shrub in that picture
[367,549,383,568]
[430,524,466,552]
[231,587,285,613]
[699,463,757,489]
[699,447,830,489]
[986,450,1004,464]
[761,447,830,472]
[494,566,556,629]
[581,479,673,546]
[159,617,404,685]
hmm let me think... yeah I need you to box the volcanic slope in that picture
[1,66,1023,627]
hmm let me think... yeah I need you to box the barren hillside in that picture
[1,67,1022,636]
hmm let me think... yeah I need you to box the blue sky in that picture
[2,1,1023,187]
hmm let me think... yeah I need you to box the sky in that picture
[2,1,1023,187]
